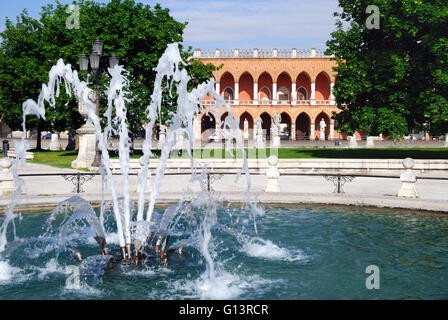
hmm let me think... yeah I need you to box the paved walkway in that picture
[1,162,447,213]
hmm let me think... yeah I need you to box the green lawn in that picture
[29,150,79,169]
[26,147,448,169]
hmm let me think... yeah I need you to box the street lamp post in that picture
[79,40,119,168]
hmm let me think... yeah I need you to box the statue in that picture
[272,113,281,135]
[256,116,262,132]
[255,117,264,148]
[319,118,326,141]
[271,113,282,147]
[243,119,249,140]
[72,89,97,169]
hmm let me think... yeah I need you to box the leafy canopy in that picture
[0,0,220,137]
[326,0,448,138]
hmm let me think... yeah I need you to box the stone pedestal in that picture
[397,158,418,198]
[71,123,96,169]
[174,129,186,150]
[256,131,265,149]
[49,133,61,151]
[319,130,325,141]
[0,157,15,196]
[348,134,358,148]
[366,136,375,148]
[310,123,315,140]
[265,155,280,193]
[158,129,166,149]
[137,157,152,193]
[272,133,281,148]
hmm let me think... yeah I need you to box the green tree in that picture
[326,0,448,139]
[0,0,220,149]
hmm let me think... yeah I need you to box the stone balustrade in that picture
[194,48,332,59]
[108,158,448,176]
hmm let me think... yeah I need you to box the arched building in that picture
[192,47,356,141]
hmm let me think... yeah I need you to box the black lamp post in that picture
[79,39,119,168]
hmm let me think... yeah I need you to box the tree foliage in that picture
[326,0,448,138]
[0,0,220,141]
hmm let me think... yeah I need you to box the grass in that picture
[29,150,79,169]
[26,147,448,169]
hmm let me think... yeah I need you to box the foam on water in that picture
[31,258,66,280]
[242,237,306,262]
[0,260,20,282]
[154,270,277,300]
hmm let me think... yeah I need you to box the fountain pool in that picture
[1,204,447,300]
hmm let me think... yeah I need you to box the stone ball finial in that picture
[403,157,415,169]
[268,155,279,167]
[0,157,12,169]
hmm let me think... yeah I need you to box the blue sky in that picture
[1,0,342,50]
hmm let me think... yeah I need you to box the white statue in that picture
[256,116,262,132]
[319,118,326,141]
[272,113,282,135]
[255,117,264,148]
[243,118,249,140]
[272,113,282,147]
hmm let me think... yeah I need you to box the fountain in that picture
[0,43,262,291]
[1,44,447,300]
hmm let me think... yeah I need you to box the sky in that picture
[0,0,342,50]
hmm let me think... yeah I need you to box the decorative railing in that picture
[201,99,335,106]
[193,48,333,59]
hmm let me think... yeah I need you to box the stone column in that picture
[272,82,277,105]
[397,158,418,198]
[234,82,239,105]
[158,125,166,149]
[265,155,280,192]
[445,133,448,147]
[215,82,220,96]
[329,123,335,140]
[49,133,61,151]
[193,118,201,141]
[366,136,375,147]
[330,82,335,105]
[253,82,258,104]
[291,123,296,141]
[0,157,15,196]
[311,82,316,105]
[291,82,297,104]
[310,123,315,140]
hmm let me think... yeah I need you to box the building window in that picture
[223,87,234,101]
[297,87,308,100]
[259,86,271,102]
[278,86,289,101]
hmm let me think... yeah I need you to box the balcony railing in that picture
[193,48,333,59]
[201,99,335,106]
